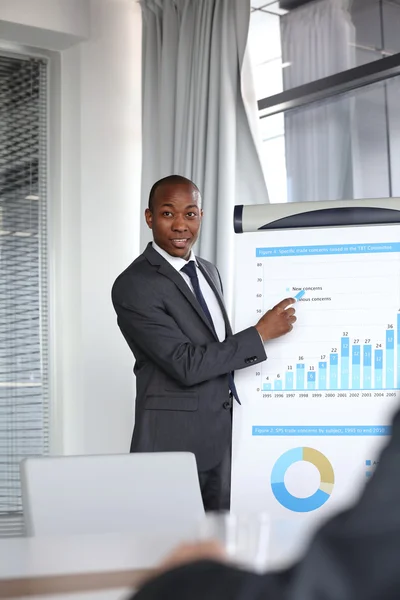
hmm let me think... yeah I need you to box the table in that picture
[0,530,191,598]
[0,519,310,598]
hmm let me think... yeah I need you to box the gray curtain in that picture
[281,0,356,203]
[140,0,268,312]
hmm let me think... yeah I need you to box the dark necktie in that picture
[181,261,240,405]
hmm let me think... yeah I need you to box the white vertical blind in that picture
[0,55,48,537]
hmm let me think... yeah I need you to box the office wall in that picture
[0,0,90,36]
[0,0,90,49]
[78,0,141,455]
[0,0,142,455]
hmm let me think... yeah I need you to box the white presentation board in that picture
[231,199,400,568]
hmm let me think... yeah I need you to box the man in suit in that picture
[131,405,400,600]
[112,175,296,511]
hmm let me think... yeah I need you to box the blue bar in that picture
[341,337,350,390]
[295,290,305,301]
[274,379,283,390]
[307,370,316,390]
[363,345,372,389]
[386,330,394,389]
[330,354,338,389]
[285,371,294,390]
[262,383,272,391]
[398,314,400,388]
[352,345,361,389]
[296,364,305,390]
[375,349,383,389]
[318,362,327,390]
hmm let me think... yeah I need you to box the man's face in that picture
[145,183,203,259]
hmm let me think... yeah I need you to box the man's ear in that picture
[145,208,153,229]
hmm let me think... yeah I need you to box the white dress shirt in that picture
[152,242,226,342]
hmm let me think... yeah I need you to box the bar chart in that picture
[261,317,398,392]
[233,218,400,548]
[255,240,400,396]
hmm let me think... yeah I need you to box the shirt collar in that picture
[152,241,197,273]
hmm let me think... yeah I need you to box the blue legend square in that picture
[366,471,372,478]
[365,460,372,466]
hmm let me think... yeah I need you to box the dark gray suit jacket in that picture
[132,406,400,600]
[112,243,266,471]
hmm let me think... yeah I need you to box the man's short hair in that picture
[148,175,200,211]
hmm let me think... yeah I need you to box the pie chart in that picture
[271,447,334,512]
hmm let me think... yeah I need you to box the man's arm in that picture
[132,408,400,600]
[113,278,265,387]
[112,278,295,387]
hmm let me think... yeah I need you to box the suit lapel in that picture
[197,259,233,337]
[144,244,218,339]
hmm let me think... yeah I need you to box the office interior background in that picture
[1,0,399,537]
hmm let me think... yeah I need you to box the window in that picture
[248,3,285,100]
[251,0,400,94]
[249,0,400,204]
[0,55,48,537]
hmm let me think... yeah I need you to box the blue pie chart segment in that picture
[271,447,334,513]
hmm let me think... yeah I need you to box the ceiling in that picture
[250,0,400,15]
[250,1,287,16]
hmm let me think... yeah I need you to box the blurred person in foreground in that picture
[133,406,400,600]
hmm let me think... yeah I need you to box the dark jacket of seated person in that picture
[133,407,400,600]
